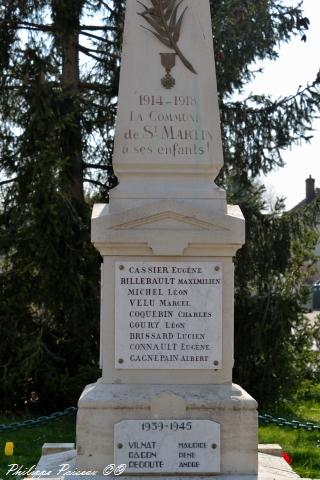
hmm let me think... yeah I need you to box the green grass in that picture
[259,425,320,479]
[0,416,76,479]
[0,387,319,479]
[259,384,320,479]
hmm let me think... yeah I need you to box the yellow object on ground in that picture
[4,441,14,457]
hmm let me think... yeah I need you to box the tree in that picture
[0,0,319,410]
[231,185,319,403]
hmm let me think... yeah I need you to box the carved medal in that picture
[137,0,197,88]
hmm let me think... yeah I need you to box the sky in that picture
[239,0,320,210]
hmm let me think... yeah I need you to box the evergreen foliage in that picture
[0,0,319,410]
[231,186,319,402]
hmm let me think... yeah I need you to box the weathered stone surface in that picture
[42,444,75,456]
[91,201,245,255]
[150,392,186,417]
[111,0,224,200]
[34,448,76,476]
[33,446,302,479]
[90,201,244,385]
[258,444,283,457]
[76,383,257,475]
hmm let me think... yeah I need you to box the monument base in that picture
[33,445,302,480]
[76,382,258,475]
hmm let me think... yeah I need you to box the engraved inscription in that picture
[114,420,221,474]
[121,94,213,159]
[115,262,222,369]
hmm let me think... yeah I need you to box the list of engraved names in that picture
[114,420,221,474]
[115,262,222,369]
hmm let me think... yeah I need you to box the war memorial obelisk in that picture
[76,0,258,476]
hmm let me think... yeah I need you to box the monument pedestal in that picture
[76,383,257,475]
[75,197,258,476]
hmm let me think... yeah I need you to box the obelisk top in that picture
[111,0,225,201]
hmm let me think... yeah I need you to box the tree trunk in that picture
[54,1,84,204]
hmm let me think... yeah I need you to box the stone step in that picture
[31,446,308,480]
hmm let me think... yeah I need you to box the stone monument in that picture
[76,0,258,476]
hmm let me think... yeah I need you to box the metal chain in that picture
[0,408,319,434]
[259,413,320,431]
[0,407,77,433]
